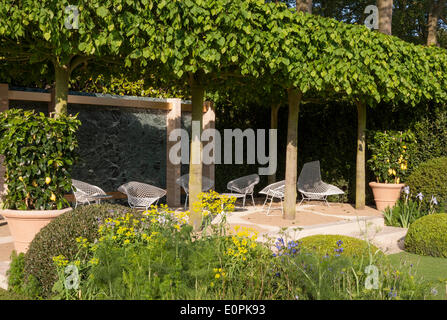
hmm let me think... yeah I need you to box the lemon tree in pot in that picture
[367,130,416,211]
[0,109,80,253]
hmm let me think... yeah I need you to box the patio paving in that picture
[211,201,406,255]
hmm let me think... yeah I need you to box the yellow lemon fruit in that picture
[45,177,51,184]
[50,193,56,201]
[18,176,24,182]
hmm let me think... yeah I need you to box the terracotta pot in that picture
[369,182,405,211]
[0,208,72,254]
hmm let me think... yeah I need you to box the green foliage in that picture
[6,251,40,298]
[69,71,188,99]
[411,106,447,167]
[384,197,426,229]
[405,214,447,258]
[298,234,381,258]
[23,204,140,298]
[367,130,416,184]
[406,157,447,212]
[6,251,25,294]
[273,235,428,300]
[0,109,80,210]
[48,196,430,300]
[0,288,28,300]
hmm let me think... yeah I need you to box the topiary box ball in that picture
[299,234,381,258]
[405,213,447,258]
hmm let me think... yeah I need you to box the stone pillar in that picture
[166,98,182,207]
[0,84,9,196]
[202,101,215,189]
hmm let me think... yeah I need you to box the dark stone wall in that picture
[8,100,192,193]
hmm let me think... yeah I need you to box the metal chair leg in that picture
[251,193,255,207]
[267,197,274,215]
[262,195,269,208]
[184,193,188,210]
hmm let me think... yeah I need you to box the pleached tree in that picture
[0,0,153,116]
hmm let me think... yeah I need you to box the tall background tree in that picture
[377,0,394,35]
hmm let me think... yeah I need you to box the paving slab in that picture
[0,261,10,290]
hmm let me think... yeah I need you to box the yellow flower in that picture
[45,177,51,184]
[215,273,221,279]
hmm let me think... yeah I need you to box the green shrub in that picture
[0,109,80,210]
[411,106,447,168]
[299,235,381,258]
[6,251,25,295]
[406,157,447,212]
[23,204,140,298]
[405,214,447,258]
[0,288,28,300]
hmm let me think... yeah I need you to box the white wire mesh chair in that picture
[118,181,167,210]
[176,174,214,209]
[297,160,344,206]
[226,173,260,208]
[71,179,107,208]
[259,180,285,215]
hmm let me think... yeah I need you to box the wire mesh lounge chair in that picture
[118,181,167,210]
[71,179,107,208]
[226,173,260,207]
[259,180,285,215]
[176,174,214,209]
[297,161,344,206]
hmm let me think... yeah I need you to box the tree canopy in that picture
[1,0,447,222]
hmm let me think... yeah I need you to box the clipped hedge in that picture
[405,214,447,258]
[406,157,447,212]
[22,204,140,298]
[299,234,381,258]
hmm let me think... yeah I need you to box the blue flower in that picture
[416,193,424,201]
[403,186,410,195]
[388,288,397,298]
[431,195,438,206]
[336,240,343,247]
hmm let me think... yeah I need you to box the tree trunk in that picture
[355,101,366,209]
[427,0,444,46]
[377,0,393,35]
[54,64,70,117]
[296,0,312,13]
[188,84,205,231]
[268,103,280,186]
[283,88,302,220]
